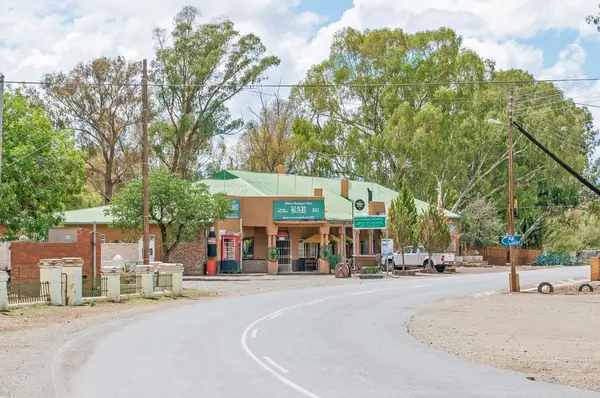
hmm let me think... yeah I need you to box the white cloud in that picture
[1,0,599,138]
[463,39,545,74]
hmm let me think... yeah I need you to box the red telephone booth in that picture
[220,234,242,274]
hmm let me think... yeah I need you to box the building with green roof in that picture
[62,169,460,275]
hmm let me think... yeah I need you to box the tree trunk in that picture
[103,171,113,205]
[401,251,405,271]
[161,226,169,263]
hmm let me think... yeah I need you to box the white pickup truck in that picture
[382,246,455,273]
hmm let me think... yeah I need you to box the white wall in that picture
[0,243,10,271]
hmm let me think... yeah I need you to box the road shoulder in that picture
[409,291,600,393]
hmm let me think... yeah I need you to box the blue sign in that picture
[501,235,522,247]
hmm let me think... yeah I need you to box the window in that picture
[298,241,319,258]
[298,240,305,258]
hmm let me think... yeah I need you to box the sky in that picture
[2,0,600,149]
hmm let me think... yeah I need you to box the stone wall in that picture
[169,242,206,276]
[0,243,9,271]
[242,260,267,273]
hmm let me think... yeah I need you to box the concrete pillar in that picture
[102,266,121,302]
[62,257,83,306]
[339,228,345,263]
[171,263,184,296]
[355,230,361,255]
[39,259,63,305]
[0,271,9,311]
[135,265,154,298]
[368,230,374,255]
[267,235,278,274]
[318,233,328,273]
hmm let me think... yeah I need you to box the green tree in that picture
[544,209,600,256]
[106,169,231,262]
[151,6,280,178]
[420,204,452,267]
[461,197,504,249]
[587,4,600,30]
[0,89,85,239]
[230,94,298,172]
[41,57,143,203]
[293,26,594,241]
[387,179,419,270]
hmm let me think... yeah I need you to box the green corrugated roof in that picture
[62,170,460,224]
[63,206,112,224]
[206,170,460,221]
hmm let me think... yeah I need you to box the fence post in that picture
[171,263,184,296]
[102,266,121,302]
[0,271,8,311]
[135,265,154,298]
[62,257,83,306]
[39,259,63,305]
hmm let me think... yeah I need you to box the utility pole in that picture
[142,60,150,266]
[0,74,4,183]
[508,87,519,292]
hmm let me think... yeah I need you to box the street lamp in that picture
[488,117,519,292]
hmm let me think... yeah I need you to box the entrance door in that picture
[276,231,292,273]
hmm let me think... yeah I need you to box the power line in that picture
[5,76,600,89]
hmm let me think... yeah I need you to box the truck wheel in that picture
[423,259,434,269]
[435,265,446,273]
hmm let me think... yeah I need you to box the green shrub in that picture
[532,253,583,266]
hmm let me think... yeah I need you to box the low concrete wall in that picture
[102,243,138,264]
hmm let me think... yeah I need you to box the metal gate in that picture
[276,232,292,273]
[61,273,68,306]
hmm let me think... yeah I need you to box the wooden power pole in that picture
[0,74,4,183]
[142,60,150,266]
[508,87,519,292]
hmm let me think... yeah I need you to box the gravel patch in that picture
[410,292,600,392]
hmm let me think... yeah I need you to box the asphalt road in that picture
[60,267,599,398]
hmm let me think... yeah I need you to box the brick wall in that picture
[242,260,267,273]
[10,229,101,282]
[169,242,206,276]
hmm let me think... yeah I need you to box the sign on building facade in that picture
[273,200,325,221]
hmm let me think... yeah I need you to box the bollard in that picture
[62,257,83,306]
[102,266,121,302]
[0,271,9,311]
[39,259,63,305]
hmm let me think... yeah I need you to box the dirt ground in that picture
[410,291,600,392]
[0,291,218,397]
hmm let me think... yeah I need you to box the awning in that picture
[303,234,341,244]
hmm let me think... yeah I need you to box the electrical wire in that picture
[6,76,600,89]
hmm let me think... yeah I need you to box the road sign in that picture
[501,235,522,247]
[381,239,394,257]
[355,199,365,211]
[354,216,386,229]
[273,200,325,221]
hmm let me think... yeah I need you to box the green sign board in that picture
[226,199,241,219]
[354,216,386,229]
[273,200,325,221]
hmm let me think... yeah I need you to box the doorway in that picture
[276,230,292,273]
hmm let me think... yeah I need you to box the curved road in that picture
[59,267,598,398]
